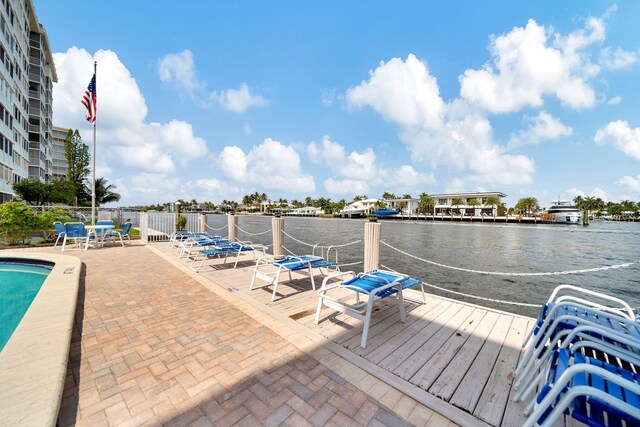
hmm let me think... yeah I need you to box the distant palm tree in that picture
[515,197,539,216]
[418,192,434,216]
[451,197,464,217]
[466,198,480,216]
[90,178,121,206]
[575,196,604,225]
[484,196,501,218]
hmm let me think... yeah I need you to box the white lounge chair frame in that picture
[314,270,425,349]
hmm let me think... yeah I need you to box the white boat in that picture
[545,201,583,224]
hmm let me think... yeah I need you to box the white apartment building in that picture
[432,191,506,216]
[51,125,68,178]
[0,0,56,202]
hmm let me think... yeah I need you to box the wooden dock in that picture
[157,243,548,426]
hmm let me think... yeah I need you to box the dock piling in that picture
[364,218,381,272]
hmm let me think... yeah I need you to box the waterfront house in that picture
[339,198,379,217]
[383,198,420,215]
[432,191,506,216]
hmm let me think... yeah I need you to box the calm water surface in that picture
[207,215,640,318]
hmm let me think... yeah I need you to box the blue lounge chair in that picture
[514,286,638,398]
[104,222,132,247]
[62,222,96,251]
[250,255,338,302]
[315,269,425,348]
[191,241,259,271]
[53,222,66,249]
[523,346,640,427]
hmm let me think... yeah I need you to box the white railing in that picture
[140,212,176,242]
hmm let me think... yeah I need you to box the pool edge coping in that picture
[0,250,82,427]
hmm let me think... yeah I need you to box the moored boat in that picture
[545,201,583,224]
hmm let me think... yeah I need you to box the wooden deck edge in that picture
[403,287,536,322]
[147,244,491,427]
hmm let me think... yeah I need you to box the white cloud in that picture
[599,47,639,70]
[617,175,640,195]
[321,88,336,106]
[566,187,585,200]
[307,136,347,164]
[590,187,608,201]
[508,111,573,148]
[127,173,181,204]
[219,138,315,192]
[607,96,622,105]
[182,178,242,201]
[459,18,603,113]
[594,120,640,161]
[211,83,269,113]
[53,46,208,183]
[347,54,445,128]
[565,186,609,202]
[323,178,370,195]
[219,146,248,182]
[391,165,436,187]
[157,50,203,96]
[345,55,536,186]
[158,51,268,113]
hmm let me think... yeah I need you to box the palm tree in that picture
[418,192,435,216]
[515,197,539,216]
[90,177,121,206]
[575,196,603,225]
[451,197,464,217]
[484,196,501,218]
[381,192,396,200]
[466,198,480,217]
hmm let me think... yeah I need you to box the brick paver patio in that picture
[40,243,454,426]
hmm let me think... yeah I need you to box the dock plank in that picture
[393,305,476,380]
[378,303,464,370]
[408,308,486,388]
[448,313,513,412]
[474,316,530,426]
[425,310,500,399]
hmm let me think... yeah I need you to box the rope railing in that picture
[282,230,362,248]
[337,260,363,268]
[235,225,272,236]
[380,263,541,308]
[380,240,640,277]
[204,223,228,232]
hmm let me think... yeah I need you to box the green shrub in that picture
[176,214,187,230]
[0,203,70,245]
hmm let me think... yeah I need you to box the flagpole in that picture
[91,60,97,225]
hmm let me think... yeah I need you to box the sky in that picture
[34,1,640,208]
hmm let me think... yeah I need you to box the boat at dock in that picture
[544,201,583,224]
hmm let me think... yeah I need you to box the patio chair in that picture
[517,324,640,405]
[53,222,66,249]
[315,269,425,348]
[104,222,132,247]
[62,222,96,251]
[191,241,260,271]
[522,346,640,427]
[514,286,638,397]
[250,255,338,302]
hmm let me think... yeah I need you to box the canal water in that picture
[206,215,640,318]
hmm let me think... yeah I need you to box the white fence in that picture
[139,212,201,242]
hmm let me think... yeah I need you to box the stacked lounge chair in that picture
[514,285,640,427]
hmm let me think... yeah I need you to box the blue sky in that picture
[34,1,640,207]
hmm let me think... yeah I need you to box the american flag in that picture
[81,74,97,124]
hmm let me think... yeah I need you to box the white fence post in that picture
[228,214,237,242]
[199,214,206,233]
[364,218,381,272]
[272,215,284,259]
[140,212,148,243]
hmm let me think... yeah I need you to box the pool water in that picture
[0,262,51,351]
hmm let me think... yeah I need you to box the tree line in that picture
[11,130,121,206]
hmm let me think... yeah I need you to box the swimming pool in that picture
[0,261,52,351]
[0,252,81,427]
